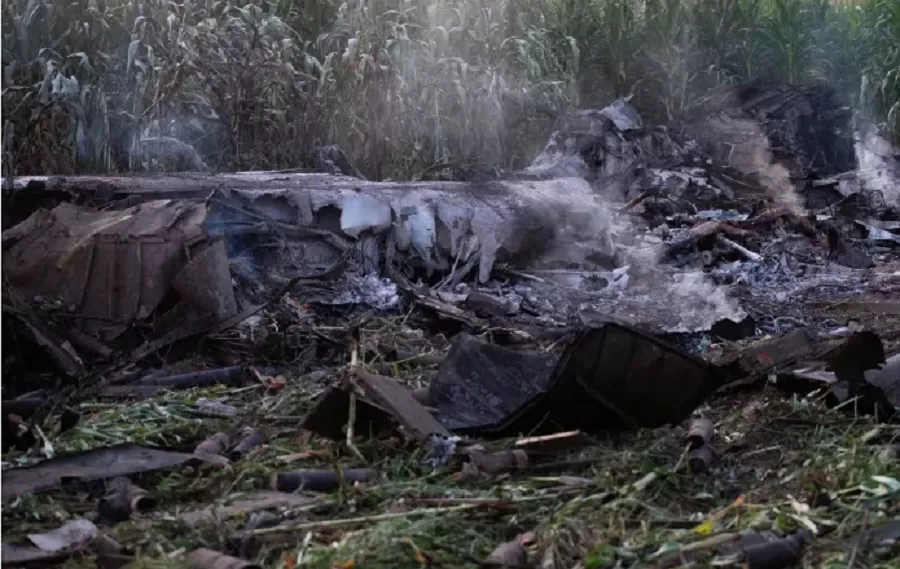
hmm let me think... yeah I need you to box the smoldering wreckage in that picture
[1,81,899,568]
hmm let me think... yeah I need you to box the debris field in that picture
[1,81,898,569]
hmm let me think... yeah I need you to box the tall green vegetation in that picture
[2,0,898,178]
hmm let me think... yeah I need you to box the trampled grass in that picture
[2,374,897,569]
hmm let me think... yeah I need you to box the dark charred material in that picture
[688,445,714,474]
[136,367,248,389]
[353,371,450,441]
[497,322,723,434]
[94,534,133,569]
[2,395,48,418]
[187,548,261,569]
[301,387,397,441]
[742,532,810,569]
[2,444,195,501]
[701,81,856,179]
[719,328,819,385]
[228,427,265,461]
[270,469,378,493]
[710,316,756,342]
[426,333,557,433]
[464,292,518,317]
[97,477,156,522]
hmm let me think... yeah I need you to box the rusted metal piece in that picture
[97,477,156,522]
[352,371,450,441]
[171,239,238,319]
[2,200,209,337]
[228,427,265,461]
[270,469,378,493]
[466,448,529,475]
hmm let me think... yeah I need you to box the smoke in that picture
[611,212,747,332]
[705,115,805,215]
[855,130,900,207]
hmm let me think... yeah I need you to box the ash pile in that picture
[2,80,899,568]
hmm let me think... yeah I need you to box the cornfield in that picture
[2,0,898,178]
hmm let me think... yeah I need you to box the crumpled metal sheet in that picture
[1,444,195,501]
[210,176,615,284]
[427,322,722,436]
[427,334,558,432]
[2,200,221,334]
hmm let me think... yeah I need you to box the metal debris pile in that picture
[1,81,899,569]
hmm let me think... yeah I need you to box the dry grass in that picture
[2,0,898,180]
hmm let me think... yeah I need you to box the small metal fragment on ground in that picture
[194,432,231,457]
[352,370,450,441]
[229,427,265,460]
[464,292,518,317]
[97,477,156,522]
[94,534,133,569]
[483,540,527,567]
[742,532,810,569]
[688,445,714,474]
[270,469,378,492]
[187,548,261,569]
[27,518,99,552]
[686,418,715,449]
[466,448,529,475]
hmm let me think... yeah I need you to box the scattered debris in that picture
[2,519,100,566]
[195,431,231,455]
[2,444,195,500]
[229,427,266,460]
[2,80,899,568]
[97,477,156,522]
[741,531,811,569]
[270,469,379,492]
[686,418,715,449]
[351,370,450,441]
[187,548,261,569]
[688,445,715,474]
[27,518,99,552]
[464,447,529,476]
[178,492,321,528]
[483,538,528,568]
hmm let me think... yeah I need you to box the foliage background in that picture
[2,0,898,178]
